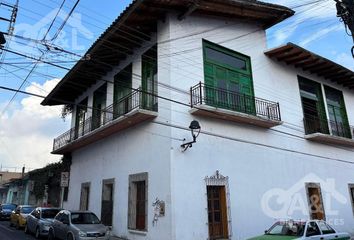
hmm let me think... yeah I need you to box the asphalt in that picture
[0,220,36,240]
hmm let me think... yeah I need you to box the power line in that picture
[0,82,353,165]
[51,0,80,41]
[42,0,66,41]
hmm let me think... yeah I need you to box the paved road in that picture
[0,220,36,240]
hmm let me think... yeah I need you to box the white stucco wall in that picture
[161,13,354,240]
[63,11,354,240]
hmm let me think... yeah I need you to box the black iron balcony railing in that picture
[53,89,157,151]
[304,116,353,139]
[190,82,281,121]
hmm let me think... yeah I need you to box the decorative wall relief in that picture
[152,198,165,226]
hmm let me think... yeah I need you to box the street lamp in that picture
[181,120,201,152]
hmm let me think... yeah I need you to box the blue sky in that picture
[0,0,352,170]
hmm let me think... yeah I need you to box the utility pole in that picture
[0,0,18,54]
[335,0,354,57]
[0,1,18,35]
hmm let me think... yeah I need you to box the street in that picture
[0,220,36,240]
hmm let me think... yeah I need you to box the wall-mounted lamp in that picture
[181,120,201,152]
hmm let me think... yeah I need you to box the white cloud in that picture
[266,0,337,45]
[0,79,70,171]
[299,24,343,47]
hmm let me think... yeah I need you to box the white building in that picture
[42,1,354,239]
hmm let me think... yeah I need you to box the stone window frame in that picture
[348,184,354,216]
[128,172,148,232]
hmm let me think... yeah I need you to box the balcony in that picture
[304,117,354,147]
[189,82,282,128]
[52,89,158,154]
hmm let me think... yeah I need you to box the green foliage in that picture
[29,157,71,200]
[61,104,73,120]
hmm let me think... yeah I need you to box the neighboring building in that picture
[2,162,68,207]
[41,1,354,239]
[5,177,28,205]
[0,171,23,203]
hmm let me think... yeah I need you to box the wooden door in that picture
[308,186,325,220]
[135,181,146,230]
[207,186,228,240]
[101,181,114,226]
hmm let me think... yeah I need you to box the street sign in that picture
[60,172,69,187]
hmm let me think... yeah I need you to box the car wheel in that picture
[24,224,29,234]
[35,227,41,239]
[48,230,56,240]
[67,233,74,240]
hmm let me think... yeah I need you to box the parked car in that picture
[25,207,61,238]
[0,203,17,220]
[48,210,110,240]
[247,220,350,240]
[9,205,35,229]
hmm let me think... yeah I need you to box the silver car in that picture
[25,207,61,238]
[48,210,109,240]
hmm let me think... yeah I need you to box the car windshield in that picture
[266,221,305,236]
[42,209,61,219]
[1,204,16,210]
[21,207,34,214]
[71,213,100,224]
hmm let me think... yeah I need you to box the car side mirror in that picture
[62,219,69,225]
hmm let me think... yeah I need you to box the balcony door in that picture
[74,98,88,139]
[298,77,328,135]
[203,40,254,114]
[324,86,351,138]
[142,46,157,111]
[92,84,107,130]
[114,64,132,118]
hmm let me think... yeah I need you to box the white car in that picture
[247,220,350,240]
[25,207,61,239]
[48,210,110,240]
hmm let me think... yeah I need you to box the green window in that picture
[92,84,107,130]
[324,86,351,138]
[298,77,329,135]
[203,40,255,114]
[142,45,157,111]
[114,64,132,117]
[299,76,351,139]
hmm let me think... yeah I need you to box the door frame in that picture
[101,178,115,227]
[205,171,232,240]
